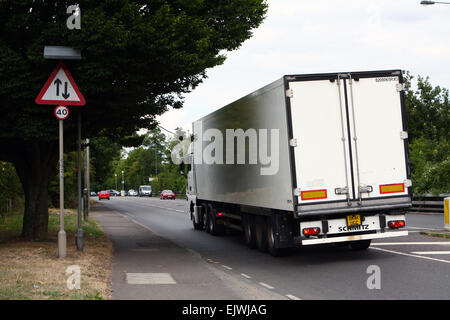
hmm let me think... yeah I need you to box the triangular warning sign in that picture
[35,61,86,106]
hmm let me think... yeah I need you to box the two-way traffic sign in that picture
[35,61,85,106]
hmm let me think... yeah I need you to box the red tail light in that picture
[217,212,223,216]
[303,227,320,236]
[388,220,405,229]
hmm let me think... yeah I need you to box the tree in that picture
[0,0,268,239]
[89,135,123,191]
[403,72,450,194]
[0,161,23,216]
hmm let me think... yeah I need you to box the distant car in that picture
[160,190,175,200]
[90,191,97,196]
[99,190,110,200]
[109,190,120,197]
[128,189,138,196]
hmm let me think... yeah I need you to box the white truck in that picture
[181,70,411,256]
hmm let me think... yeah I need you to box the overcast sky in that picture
[156,0,450,135]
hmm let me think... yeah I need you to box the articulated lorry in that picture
[181,70,411,256]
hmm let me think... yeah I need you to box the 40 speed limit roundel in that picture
[54,105,70,120]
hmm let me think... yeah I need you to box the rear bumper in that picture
[296,196,411,218]
[301,230,408,246]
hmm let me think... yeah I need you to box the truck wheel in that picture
[350,240,371,250]
[202,203,210,233]
[255,216,268,252]
[267,218,287,257]
[192,211,203,230]
[208,204,225,236]
[191,205,203,230]
[243,214,256,249]
[193,220,203,230]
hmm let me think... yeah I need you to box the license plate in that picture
[347,214,361,227]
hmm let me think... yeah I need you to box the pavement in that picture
[91,204,283,300]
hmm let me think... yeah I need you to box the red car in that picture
[99,190,110,200]
[160,190,175,200]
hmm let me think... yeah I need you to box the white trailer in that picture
[182,70,411,256]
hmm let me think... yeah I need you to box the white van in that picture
[139,185,152,197]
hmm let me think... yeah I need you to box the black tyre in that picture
[267,218,288,257]
[208,204,225,236]
[350,240,371,250]
[193,219,203,230]
[255,216,268,252]
[202,203,210,233]
[243,214,256,249]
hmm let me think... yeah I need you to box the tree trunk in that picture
[14,141,58,240]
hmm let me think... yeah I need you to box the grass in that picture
[420,231,450,239]
[0,204,112,300]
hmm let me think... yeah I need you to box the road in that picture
[97,196,450,300]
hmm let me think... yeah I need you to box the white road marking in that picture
[372,242,450,246]
[410,251,450,255]
[370,247,450,264]
[222,265,233,270]
[407,226,443,231]
[129,217,164,238]
[259,282,274,290]
[240,273,251,279]
[286,294,302,300]
[126,273,176,284]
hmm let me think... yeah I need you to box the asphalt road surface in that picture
[97,196,450,300]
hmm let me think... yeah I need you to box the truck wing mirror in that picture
[179,162,187,177]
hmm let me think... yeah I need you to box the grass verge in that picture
[420,231,450,239]
[0,204,112,300]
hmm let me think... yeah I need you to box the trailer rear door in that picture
[288,78,353,204]
[346,75,409,200]
[287,71,411,215]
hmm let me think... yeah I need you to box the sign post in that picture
[58,117,66,258]
[36,57,85,257]
[54,105,70,257]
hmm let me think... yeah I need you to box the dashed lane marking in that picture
[286,294,302,300]
[259,282,274,290]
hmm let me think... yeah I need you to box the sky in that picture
[155,0,450,136]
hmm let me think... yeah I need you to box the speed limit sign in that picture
[54,105,70,120]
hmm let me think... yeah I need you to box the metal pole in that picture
[76,111,83,251]
[86,138,90,213]
[83,138,89,221]
[58,119,67,258]
[121,170,125,193]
